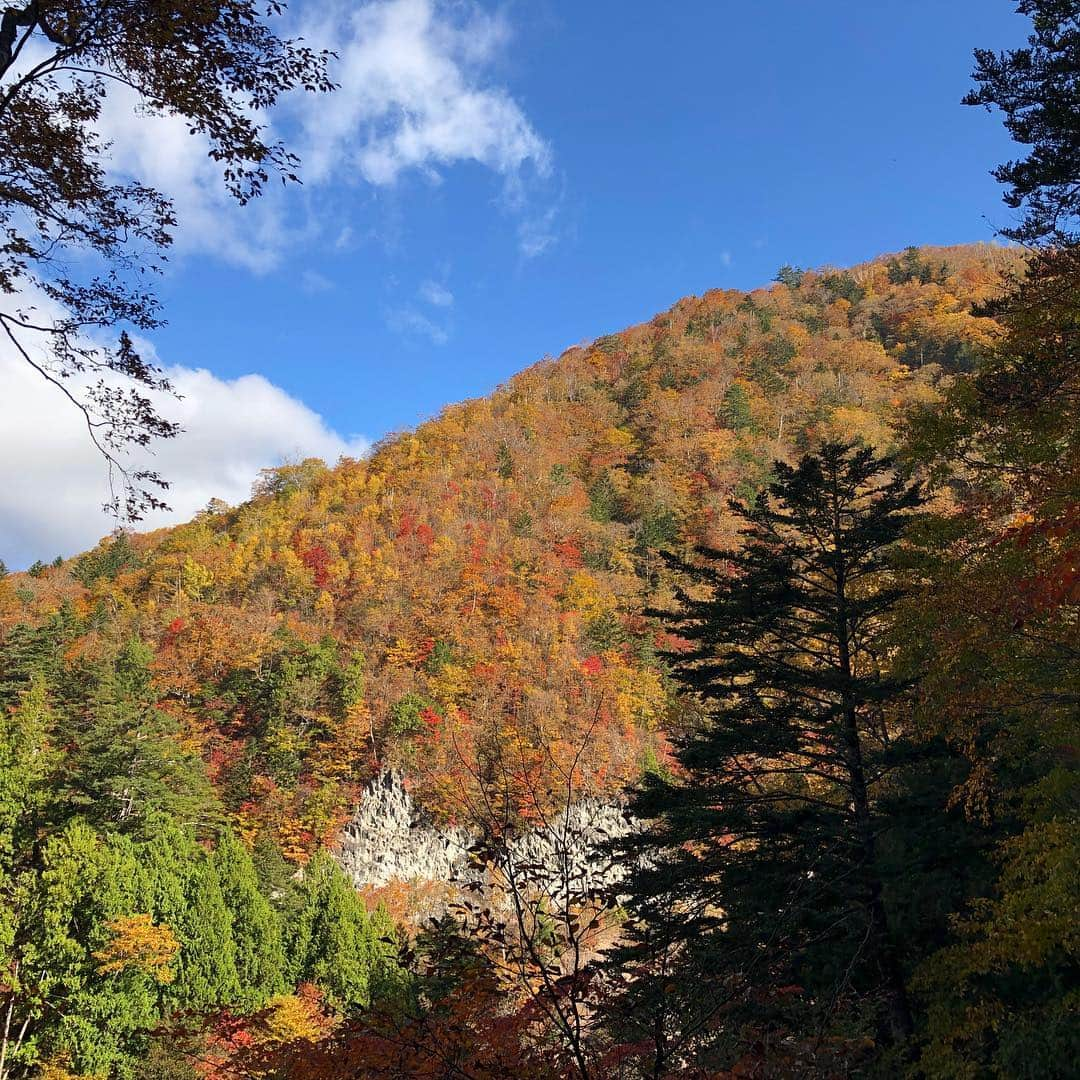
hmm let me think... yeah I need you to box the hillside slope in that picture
[0,243,1021,859]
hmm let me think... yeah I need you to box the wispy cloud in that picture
[301,269,336,293]
[518,204,561,259]
[387,302,450,345]
[419,279,454,307]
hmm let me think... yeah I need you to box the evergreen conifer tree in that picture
[62,641,219,833]
[0,678,56,870]
[287,851,400,1013]
[171,857,241,1011]
[18,820,159,1078]
[212,829,285,1010]
[614,442,925,1067]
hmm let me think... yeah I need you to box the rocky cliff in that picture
[336,771,636,905]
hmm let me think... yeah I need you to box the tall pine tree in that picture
[287,851,401,1014]
[62,641,219,834]
[615,442,925,1069]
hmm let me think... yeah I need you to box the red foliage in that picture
[397,511,418,539]
[300,544,333,587]
[580,654,604,677]
[553,538,583,567]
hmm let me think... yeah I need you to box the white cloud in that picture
[517,203,560,259]
[0,348,369,569]
[301,269,336,293]
[419,279,454,307]
[386,304,450,345]
[297,0,551,188]
[79,0,557,268]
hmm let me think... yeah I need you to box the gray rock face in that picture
[335,771,635,904]
[502,799,637,903]
[336,770,474,888]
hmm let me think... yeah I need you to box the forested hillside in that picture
[4,237,1076,1078]
[1,243,1016,848]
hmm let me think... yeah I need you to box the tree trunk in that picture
[832,488,914,1044]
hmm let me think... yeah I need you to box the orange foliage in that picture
[0,244,1024,861]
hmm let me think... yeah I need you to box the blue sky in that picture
[157,0,1025,434]
[0,0,1030,564]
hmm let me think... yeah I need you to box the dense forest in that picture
[1,2,1077,1078]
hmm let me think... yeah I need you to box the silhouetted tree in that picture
[966,0,1080,244]
[613,443,925,1071]
[0,1,333,517]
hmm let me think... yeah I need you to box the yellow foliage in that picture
[385,637,428,668]
[180,557,214,600]
[563,571,615,621]
[314,590,335,624]
[695,428,739,463]
[607,537,637,574]
[593,425,638,466]
[37,1060,105,1080]
[92,914,179,983]
[608,653,667,729]
[261,991,328,1044]
[429,662,472,707]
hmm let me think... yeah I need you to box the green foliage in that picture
[0,679,57,868]
[886,245,946,285]
[774,264,805,287]
[731,444,774,508]
[411,915,485,1009]
[635,507,679,551]
[510,508,534,536]
[587,473,620,523]
[916,821,1080,1079]
[60,640,220,833]
[738,293,773,332]
[251,831,303,919]
[549,463,571,486]
[73,532,141,587]
[26,820,162,1076]
[338,649,366,712]
[496,442,514,480]
[287,851,403,1012]
[718,382,754,431]
[212,829,285,1009]
[637,744,672,783]
[172,858,242,1010]
[423,639,454,674]
[585,610,627,651]
[820,270,866,303]
[749,337,791,394]
[387,693,436,737]
[249,632,348,783]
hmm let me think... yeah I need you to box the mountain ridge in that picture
[0,241,1023,859]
